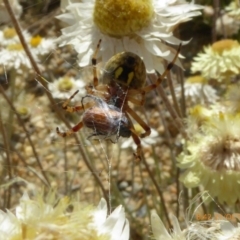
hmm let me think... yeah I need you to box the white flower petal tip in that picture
[151,211,186,240]
[92,198,129,240]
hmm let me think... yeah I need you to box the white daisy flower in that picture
[28,35,56,56]
[48,76,86,100]
[57,0,203,73]
[177,75,219,105]
[0,43,39,71]
[121,125,160,150]
[0,27,30,47]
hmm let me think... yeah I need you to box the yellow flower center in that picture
[58,77,74,92]
[7,43,23,51]
[93,0,154,37]
[17,107,30,119]
[186,75,207,84]
[212,39,239,54]
[3,28,17,39]
[30,35,42,48]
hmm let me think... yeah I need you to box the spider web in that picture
[0,1,141,214]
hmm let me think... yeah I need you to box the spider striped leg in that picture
[92,39,102,87]
[56,90,85,137]
[141,43,182,93]
[61,90,84,113]
[126,105,151,138]
[131,131,142,162]
[56,121,84,137]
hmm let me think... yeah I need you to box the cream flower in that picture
[178,112,240,205]
[57,0,203,73]
[178,75,218,105]
[151,211,186,240]
[48,76,86,100]
[191,39,240,81]
[225,0,240,20]
[0,191,129,240]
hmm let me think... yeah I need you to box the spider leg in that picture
[126,106,151,138]
[61,90,84,113]
[125,113,142,161]
[141,44,181,93]
[131,131,142,162]
[92,39,102,87]
[56,121,84,137]
[126,89,145,106]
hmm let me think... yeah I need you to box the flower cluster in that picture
[0,192,129,240]
[0,27,55,72]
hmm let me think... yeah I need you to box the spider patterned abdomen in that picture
[101,52,146,89]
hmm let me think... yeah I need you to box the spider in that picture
[56,40,181,160]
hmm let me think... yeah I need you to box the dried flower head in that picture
[224,84,240,113]
[191,39,240,81]
[216,14,240,37]
[178,112,240,205]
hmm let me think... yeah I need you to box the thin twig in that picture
[142,155,172,229]
[166,71,182,118]
[0,115,12,208]
[0,86,50,186]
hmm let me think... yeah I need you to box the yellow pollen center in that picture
[30,35,42,48]
[93,0,154,37]
[212,39,239,54]
[7,43,23,51]
[3,28,17,39]
[17,107,30,117]
[186,75,207,84]
[58,78,74,92]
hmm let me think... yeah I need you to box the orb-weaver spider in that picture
[56,40,181,160]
